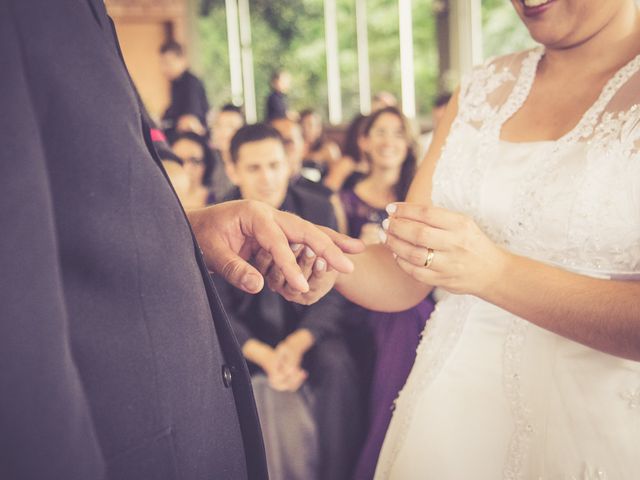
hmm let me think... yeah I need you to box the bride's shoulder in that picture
[459,48,540,98]
[471,48,539,76]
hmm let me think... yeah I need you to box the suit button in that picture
[222,365,233,388]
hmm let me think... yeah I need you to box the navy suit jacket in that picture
[0,1,267,479]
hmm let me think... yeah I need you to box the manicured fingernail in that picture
[392,252,398,259]
[305,246,315,258]
[291,243,302,252]
[296,273,309,292]
[382,218,389,231]
[314,258,326,272]
[386,203,397,214]
[378,230,387,243]
[241,273,260,292]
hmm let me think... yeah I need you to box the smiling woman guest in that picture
[334,107,436,480]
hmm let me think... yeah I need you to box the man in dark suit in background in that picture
[215,124,363,480]
[160,40,210,142]
[265,70,293,122]
[0,1,360,479]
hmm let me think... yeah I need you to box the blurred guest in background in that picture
[299,109,342,184]
[335,107,434,479]
[170,132,213,209]
[270,117,333,197]
[418,92,452,160]
[324,113,370,192]
[150,126,191,202]
[214,123,363,480]
[265,70,294,121]
[159,40,210,143]
[371,91,398,112]
[209,103,245,201]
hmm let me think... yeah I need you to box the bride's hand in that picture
[253,227,363,304]
[383,203,510,296]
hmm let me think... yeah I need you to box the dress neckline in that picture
[497,46,640,145]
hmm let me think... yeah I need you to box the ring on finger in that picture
[423,248,435,269]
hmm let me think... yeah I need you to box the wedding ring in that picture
[423,248,435,269]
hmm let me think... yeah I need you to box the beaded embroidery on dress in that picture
[374,48,640,479]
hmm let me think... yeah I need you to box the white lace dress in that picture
[374,48,640,480]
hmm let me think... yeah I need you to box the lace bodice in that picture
[432,48,640,277]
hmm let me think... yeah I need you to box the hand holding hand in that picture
[188,200,363,295]
[359,222,385,246]
[253,225,362,304]
[383,203,509,297]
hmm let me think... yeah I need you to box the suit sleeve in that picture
[0,4,105,479]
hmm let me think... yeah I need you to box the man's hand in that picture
[188,200,364,294]
[253,231,346,305]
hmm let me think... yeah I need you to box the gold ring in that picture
[423,248,435,269]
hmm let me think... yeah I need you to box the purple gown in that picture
[339,189,435,479]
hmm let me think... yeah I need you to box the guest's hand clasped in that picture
[383,203,509,296]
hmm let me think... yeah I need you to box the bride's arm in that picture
[382,82,640,359]
[333,90,462,312]
[487,256,640,361]
[388,203,640,359]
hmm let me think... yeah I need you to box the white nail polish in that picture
[378,229,387,243]
[386,203,397,214]
[305,246,315,258]
[382,218,389,231]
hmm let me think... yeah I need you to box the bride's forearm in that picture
[483,253,640,361]
[336,244,433,312]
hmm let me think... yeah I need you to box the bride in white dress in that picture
[262,0,640,478]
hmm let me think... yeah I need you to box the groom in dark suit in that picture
[0,1,360,479]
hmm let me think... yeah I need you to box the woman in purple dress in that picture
[337,107,435,479]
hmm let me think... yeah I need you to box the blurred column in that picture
[398,0,416,118]
[355,0,371,115]
[238,0,257,123]
[324,0,343,125]
[449,0,482,82]
[224,0,244,107]
[433,0,451,92]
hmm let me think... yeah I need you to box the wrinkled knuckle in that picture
[220,260,243,281]
[409,248,425,265]
[415,227,430,246]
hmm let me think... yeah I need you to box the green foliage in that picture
[196,0,531,124]
[197,0,438,123]
[481,0,536,58]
